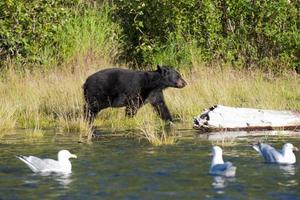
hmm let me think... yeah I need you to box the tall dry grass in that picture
[0,62,299,144]
[0,58,106,135]
[0,100,16,135]
[166,66,300,122]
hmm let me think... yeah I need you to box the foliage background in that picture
[0,0,299,72]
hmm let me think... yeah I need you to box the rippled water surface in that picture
[1,130,300,200]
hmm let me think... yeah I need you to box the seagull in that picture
[16,150,77,173]
[252,142,298,164]
[209,146,236,177]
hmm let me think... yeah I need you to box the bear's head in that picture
[156,65,187,88]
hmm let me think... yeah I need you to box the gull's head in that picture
[283,143,299,152]
[58,150,77,161]
[212,146,223,156]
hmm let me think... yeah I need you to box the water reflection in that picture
[278,179,298,187]
[212,176,226,190]
[53,173,73,188]
[279,164,296,176]
[24,172,73,188]
[211,176,236,190]
[277,165,298,187]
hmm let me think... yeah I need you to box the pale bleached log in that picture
[194,105,300,132]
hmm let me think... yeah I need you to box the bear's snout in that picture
[176,78,187,88]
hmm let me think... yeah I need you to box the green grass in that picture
[52,6,121,67]
[0,63,299,145]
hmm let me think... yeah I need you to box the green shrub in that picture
[53,4,121,65]
[112,0,177,67]
[0,0,298,72]
[112,0,299,71]
[0,0,120,69]
[0,0,79,67]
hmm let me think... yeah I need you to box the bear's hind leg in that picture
[125,106,138,118]
[125,98,143,118]
[84,103,99,126]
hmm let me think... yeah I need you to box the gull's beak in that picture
[71,154,77,159]
[293,147,299,152]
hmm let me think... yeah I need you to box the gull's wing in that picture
[16,155,40,172]
[211,162,233,171]
[257,143,283,163]
[252,144,262,155]
[210,162,236,177]
[17,155,62,172]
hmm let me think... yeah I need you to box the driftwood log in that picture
[194,105,300,133]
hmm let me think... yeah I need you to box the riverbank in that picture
[1,62,299,144]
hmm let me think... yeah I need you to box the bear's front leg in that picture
[150,92,172,121]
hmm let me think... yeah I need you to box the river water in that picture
[1,129,300,200]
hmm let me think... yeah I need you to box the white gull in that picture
[252,142,298,164]
[16,150,77,173]
[209,146,236,177]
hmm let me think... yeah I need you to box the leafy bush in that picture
[0,0,121,70]
[112,0,299,71]
[53,4,121,66]
[112,0,177,67]
[0,0,79,67]
[0,0,298,72]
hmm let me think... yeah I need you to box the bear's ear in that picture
[156,65,162,73]
[156,65,167,76]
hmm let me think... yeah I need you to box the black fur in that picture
[83,65,187,125]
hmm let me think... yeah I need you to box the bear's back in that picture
[84,68,149,92]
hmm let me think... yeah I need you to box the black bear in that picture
[83,65,187,125]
